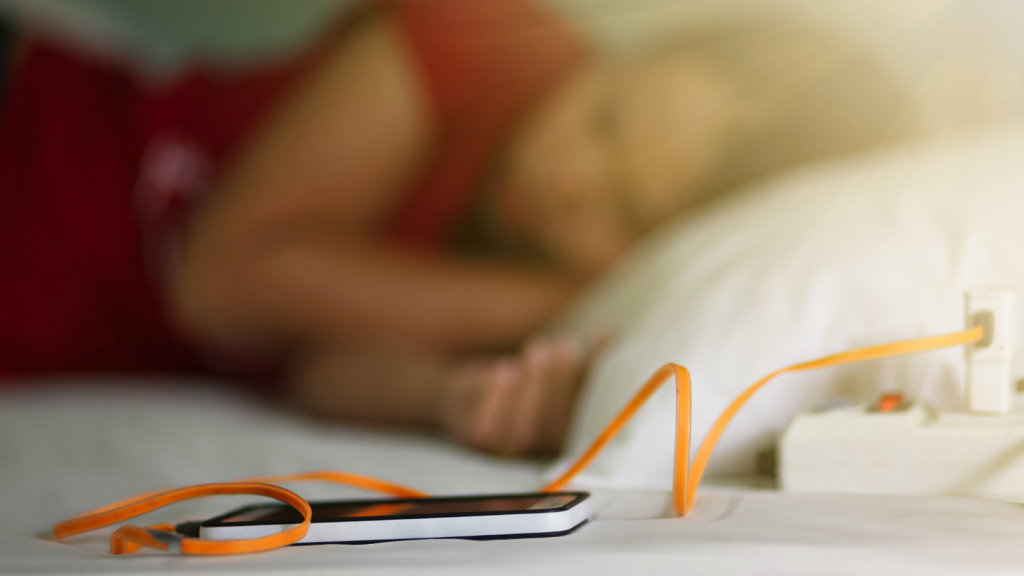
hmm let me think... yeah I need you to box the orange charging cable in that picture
[541,325,984,515]
[52,326,984,555]
[51,471,428,555]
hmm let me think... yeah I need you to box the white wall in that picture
[546,0,1024,138]
[4,0,1023,136]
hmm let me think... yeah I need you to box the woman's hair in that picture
[650,21,917,196]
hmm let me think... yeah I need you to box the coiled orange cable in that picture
[52,326,983,554]
[51,471,429,555]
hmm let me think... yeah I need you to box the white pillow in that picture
[548,126,1024,490]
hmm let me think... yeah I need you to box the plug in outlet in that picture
[779,289,1024,501]
[966,289,1014,413]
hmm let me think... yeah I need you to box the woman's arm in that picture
[179,238,577,350]
[171,13,576,353]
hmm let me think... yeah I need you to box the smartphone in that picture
[195,492,592,545]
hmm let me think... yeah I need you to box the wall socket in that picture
[966,289,1014,413]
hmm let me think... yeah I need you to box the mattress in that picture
[3,380,1024,576]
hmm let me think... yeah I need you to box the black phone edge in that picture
[196,491,592,528]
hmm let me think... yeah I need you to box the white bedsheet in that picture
[4,381,1024,575]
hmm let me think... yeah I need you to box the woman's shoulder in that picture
[388,0,590,122]
[383,0,593,246]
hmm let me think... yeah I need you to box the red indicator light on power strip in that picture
[876,392,905,413]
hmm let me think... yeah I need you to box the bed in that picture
[5,2,1024,572]
[6,127,1024,575]
[5,381,1024,576]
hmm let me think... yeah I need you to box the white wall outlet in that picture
[966,289,1014,414]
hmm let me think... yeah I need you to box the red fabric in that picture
[0,39,331,382]
[388,0,590,245]
[0,0,589,383]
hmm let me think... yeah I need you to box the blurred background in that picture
[3,0,1024,139]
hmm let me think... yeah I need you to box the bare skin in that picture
[173,18,577,352]
[171,11,738,455]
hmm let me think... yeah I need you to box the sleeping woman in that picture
[0,0,911,456]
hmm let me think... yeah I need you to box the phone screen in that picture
[215,494,578,524]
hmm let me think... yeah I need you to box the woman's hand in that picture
[439,336,606,456]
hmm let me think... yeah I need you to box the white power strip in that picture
[779,289,1021,501]
[780,402,1024,502]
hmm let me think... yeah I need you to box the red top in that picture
[0,0,589,384]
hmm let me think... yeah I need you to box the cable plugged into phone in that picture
[780,289,1024,501]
